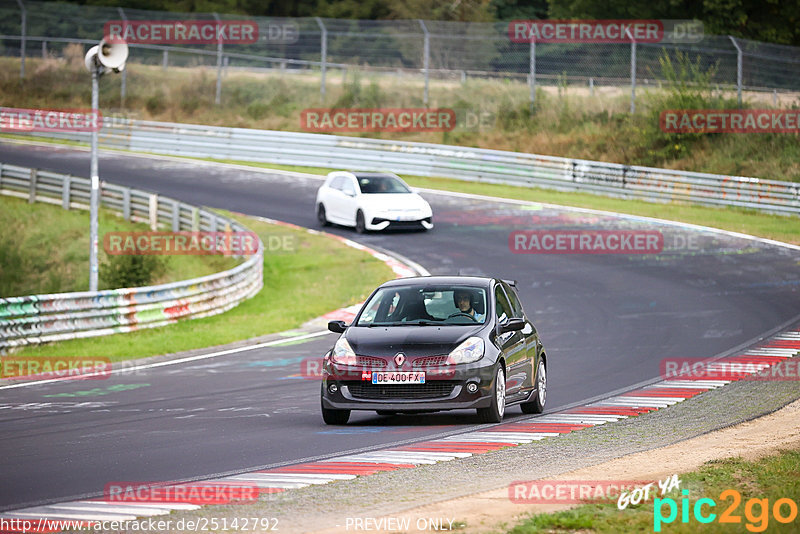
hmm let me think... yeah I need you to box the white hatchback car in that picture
[315,172,433,233]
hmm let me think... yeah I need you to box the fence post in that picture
[117,7,128,107]
[171,200,180,232]
[42,41,46,59]
[315,17,327,103]
[589,77,594,96]
[418,20,430,107]
[629,31,637,113]
[728,36,742,108]
[529,39,536,112]
[15,0,25,80]
[213,13,223,105]
[162,49,168,70]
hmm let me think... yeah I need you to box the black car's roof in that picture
[378,276,495,289]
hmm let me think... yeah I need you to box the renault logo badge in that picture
[394,353,406,367]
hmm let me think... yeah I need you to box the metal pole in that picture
[90,65,100,292]
[418,20,429,107]
[213,13,223,105]
[728,36,742,108]
[315,17,327,103]
[629,31,636,113]
[529,39,536,112]
[16,0,25,79]
[162,49,168,70]
[117,7,127,107]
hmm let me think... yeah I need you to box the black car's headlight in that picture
[331,337,357,366]
[445,336,485,365]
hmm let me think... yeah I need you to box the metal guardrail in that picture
[25,118,800,216]
[0,162,264,351]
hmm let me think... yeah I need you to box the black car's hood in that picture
[346,325,483,357]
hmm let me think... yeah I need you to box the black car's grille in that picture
[356,356,388,368]
[345,381,457,399]
[412,355,448,368]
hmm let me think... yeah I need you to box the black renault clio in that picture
[321,276,548,424]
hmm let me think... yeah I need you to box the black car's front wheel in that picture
[521,359,546,414]
[477,365,505,423]
[321,397,350,425]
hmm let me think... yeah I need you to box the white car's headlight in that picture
[331,336,357,366]
[445,337,485,365]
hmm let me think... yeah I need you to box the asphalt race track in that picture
[1,141,799,511]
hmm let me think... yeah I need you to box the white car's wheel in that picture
[317,204,330,227]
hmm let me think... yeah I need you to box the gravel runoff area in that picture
[139,357,800,534]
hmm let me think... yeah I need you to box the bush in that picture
[101,254,164,289]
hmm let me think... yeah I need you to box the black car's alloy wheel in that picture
[521,359,546,414]
[477,365,505,423]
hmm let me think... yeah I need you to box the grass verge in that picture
[0,195,237,297]
[13,211,395,362]
[509,447,800,533]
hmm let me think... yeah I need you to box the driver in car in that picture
[453,289,485,321]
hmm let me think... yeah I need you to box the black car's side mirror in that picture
[328,320,348,333]
[497,317,525,334]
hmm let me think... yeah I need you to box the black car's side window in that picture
[495,285,512,323]
[502,283,524,319]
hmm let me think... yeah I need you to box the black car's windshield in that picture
[357,285,487,326]
[357,175,411,194]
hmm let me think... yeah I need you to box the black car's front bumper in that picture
[321,360,497,412]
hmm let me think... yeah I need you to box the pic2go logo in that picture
[654,489,799,532]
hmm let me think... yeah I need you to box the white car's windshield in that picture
[357,175,411,194]
[357,285,487,326]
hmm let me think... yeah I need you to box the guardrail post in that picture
[117,7,128,107]
[15,0,26,80]
[62,175,71,210]
[28,168,37,203]
[122,188,131,221]
[728,36,743,108]
[213,13,223,105]
[171,201,180,232]
[418,20,430,107]
[0,163,3,190]
[148,194,158,230]
[316,17,327,103]
[209,215,218,233]
[529,39,536,112]
[191,207,199,231]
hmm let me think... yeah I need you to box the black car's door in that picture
[502,282,538,394]
[494,284,527,398]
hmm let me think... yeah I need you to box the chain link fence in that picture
[0,1,798,109]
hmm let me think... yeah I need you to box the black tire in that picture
[317,204,330,227]
[355,210,366,234]
[477,365,505,423]
[521,359,546,414]
[321,397,350,425]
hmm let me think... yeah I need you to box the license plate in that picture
[395,214,417,221]
[371,372,425,384]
